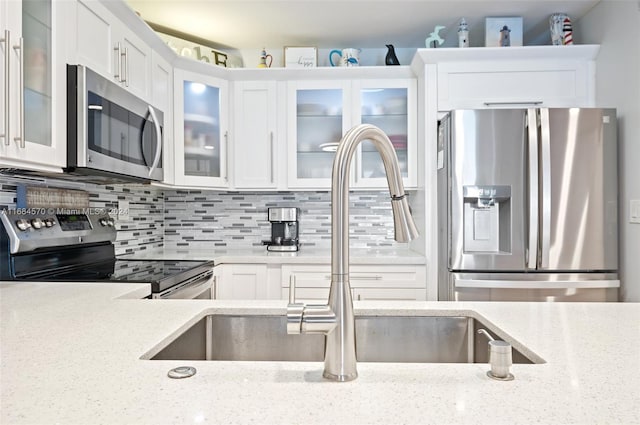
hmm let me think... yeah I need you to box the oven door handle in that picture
[155,270,213,299]
[147,105,162,177]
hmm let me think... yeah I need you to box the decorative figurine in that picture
[499,25,511,46]
[258,48,273,68]
[562,17,574,45]
[385,44,400,65]
[458,18,469,48]
[549,13,572,45]
[425,25,446,48]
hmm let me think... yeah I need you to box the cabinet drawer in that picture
[282,286,426,302]
[437,60,593,111]
[282,264,425,289]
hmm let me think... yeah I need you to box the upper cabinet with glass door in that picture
[287,78,416,189]
[0,0,67,172]
[173,69,229,187]
[354,79,417,188]
[287,80,351,188]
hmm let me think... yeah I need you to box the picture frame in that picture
[284,46,317,68]
[485,17,523,47]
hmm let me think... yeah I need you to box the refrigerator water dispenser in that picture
[463,186,511,253]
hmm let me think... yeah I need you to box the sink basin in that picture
[146,314,538,364]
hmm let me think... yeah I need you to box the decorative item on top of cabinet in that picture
[385,44,400,65]
[284,46,317,68]
[425,26,446,48]
[485,17,523,47]
[458,18,469,48]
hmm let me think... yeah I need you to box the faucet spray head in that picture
[391,195,419,243]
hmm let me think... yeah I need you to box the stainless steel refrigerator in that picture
[437,108,619,301]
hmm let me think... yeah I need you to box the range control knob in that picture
[99,218,108,227]
[15,219,31,231]
[44,218,56,227]
[31,218,44,229]
[107,218,115,227]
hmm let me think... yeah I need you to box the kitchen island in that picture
[1,281,638,425]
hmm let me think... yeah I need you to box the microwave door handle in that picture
[147,105,162,176]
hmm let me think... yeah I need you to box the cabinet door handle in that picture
[324,275,382,280]
[13,37,24,148]
[269,131,274,183]
[223,131,229,181]
[212,275,217,300]
[483,101,543,107]
[114,42,122,82]
[1,30,10,145]
[121,47,129,87]
[288,275,297,303]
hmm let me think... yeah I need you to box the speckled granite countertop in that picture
[118,247,427,265]
[1,282,638,425]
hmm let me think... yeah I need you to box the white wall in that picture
[578,1,640,301]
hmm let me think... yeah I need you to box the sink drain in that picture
[167,366,196,379]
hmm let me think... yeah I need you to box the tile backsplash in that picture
[163,190,408,250]
[1,175,412,254]
[0,176,164,256]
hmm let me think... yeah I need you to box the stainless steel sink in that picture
[146,314,537,364]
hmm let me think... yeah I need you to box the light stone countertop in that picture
[1,281,639,425]
[118,246,427,265]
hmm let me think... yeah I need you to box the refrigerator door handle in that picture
[526,109,539,270]
[539,108,552,269]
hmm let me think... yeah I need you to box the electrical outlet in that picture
[630,200,640,224]
[118,200,130,220]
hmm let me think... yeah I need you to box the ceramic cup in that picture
[329,48,361,67]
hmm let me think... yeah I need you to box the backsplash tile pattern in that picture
[0,177,164,256]
[164,190,413,250]
[2,175,413,255]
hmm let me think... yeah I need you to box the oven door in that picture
[153,270,214,300]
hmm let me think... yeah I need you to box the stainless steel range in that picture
[0,209,214,299]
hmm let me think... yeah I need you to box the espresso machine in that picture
[264,207,299,252]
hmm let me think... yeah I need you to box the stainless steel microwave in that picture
[66,65,163,182]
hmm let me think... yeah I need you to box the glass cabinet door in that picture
[288,81,350,188]
[22,0,52,147]
[355,80,416,188]
[183,80,222,178]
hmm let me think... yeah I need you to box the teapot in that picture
[329,48,361,67]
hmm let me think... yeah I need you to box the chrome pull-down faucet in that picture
[286,124,419,382]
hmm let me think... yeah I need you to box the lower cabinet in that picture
[281,264,427,302]
[213,264,281,300]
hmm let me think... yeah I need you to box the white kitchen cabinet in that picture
[232,80,278,189]
[281,264,427,302]
[151,51,174,185]
[73,0,151,101]
[428,46,598,111]
[0,0,67,172]
[286,78,417,189]
[213,264,281,300]
[173,68,229,187]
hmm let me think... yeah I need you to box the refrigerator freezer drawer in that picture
[455,279,620,289]
[452,277,619,302]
